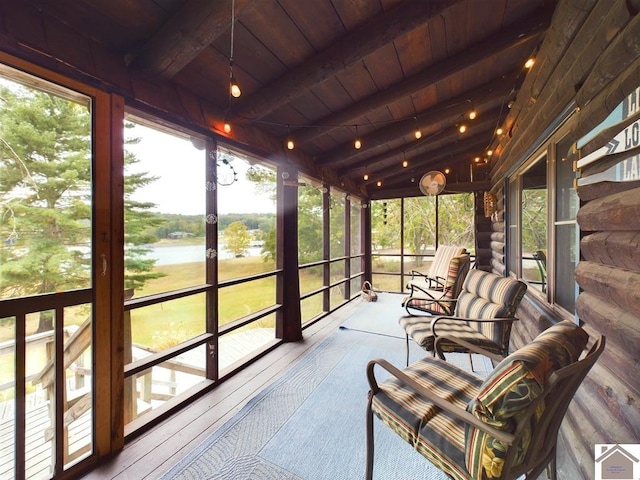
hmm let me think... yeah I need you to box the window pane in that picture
[403,196,436,256]
[0,78,92,298]
[124,120,206,297]
[298,181,324,264]
[372,199,401,254]
[555,135,578,312]
[218,154,276,276]
[219,315,275,371]
[438,193,475,253]
[555,224,577,312]
[521,156,547,292]
[330,188,345,259]
[508,177,519,276]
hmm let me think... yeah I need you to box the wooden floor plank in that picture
[82,303,357,480]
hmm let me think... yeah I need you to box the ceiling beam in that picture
[127,0,256,78]
[340,115,500,177]
[232,0,463,121]
[316,71,518,166]
[294,8,551,145]
[362,134,491,187]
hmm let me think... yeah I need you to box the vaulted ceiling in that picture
[22,0,557,198]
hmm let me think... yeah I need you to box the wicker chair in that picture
[407,245,467,291]
[403,253,470,316]
[400,269,527,366]
[366,320,605,480]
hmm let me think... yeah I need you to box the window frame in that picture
[506,120,578,318]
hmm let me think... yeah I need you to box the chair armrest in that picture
[431,316,518,334]
[366,358,515,446]
[434,335,504,363]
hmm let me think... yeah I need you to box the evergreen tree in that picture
[0,82,163,331]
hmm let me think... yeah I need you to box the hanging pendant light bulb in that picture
[363,172,369,181]
[286,125,294,150]
[469,108,477,120]
[223,122,232,133]
[354,125,362,150]
[230,69,241,98]
[228,0,241,98]
[414,117,422,139]
[402,152,408,168]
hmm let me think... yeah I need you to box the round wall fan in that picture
[419,171,446,196]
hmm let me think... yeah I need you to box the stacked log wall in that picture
[484,0,640,476]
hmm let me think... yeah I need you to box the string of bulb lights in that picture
[222,4,536,185]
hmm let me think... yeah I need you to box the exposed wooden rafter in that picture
[293,8,551,146]
[231,0,463,122]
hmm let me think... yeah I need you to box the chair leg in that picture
[468,352,474,372]
[546,444,557,480]
[365,394,375,480]
[405,334,410,366]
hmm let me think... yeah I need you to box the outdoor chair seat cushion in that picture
[399,316,507,355]
[371,358,483,480]
[369,320,591,480]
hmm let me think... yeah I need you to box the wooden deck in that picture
[82,303,357,480]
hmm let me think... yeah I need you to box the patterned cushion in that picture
[371,357,483,480]
[454,270,527,341]
[429,245,466,284]
[464,320,589,480]
[405,255,470,315]
[399,317,507,355]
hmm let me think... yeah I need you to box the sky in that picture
[125,122,275,215]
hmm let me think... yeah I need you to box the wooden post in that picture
[276,166,302,341]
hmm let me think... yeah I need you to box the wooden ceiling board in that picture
[360,42,405,94]
[330,0,386,31]
[214,23,287,96]
[239,0,315,69]
[277,0,347,51]
[308,76,354,115]
[394,23,433,78]
[11,0,558,197]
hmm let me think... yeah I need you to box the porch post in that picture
[276,165,302,341]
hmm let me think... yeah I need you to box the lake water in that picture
[142,243,263,265]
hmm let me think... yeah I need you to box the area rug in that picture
[338,292,408,338]
[160,326,457,479]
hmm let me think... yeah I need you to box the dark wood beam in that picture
[338,115,499,177]
[127,0,256,78]
[294,8,551,145]
[232,0,463,121]
[368,180,491,200]
[362,135,490,187]
[316,71,518,166]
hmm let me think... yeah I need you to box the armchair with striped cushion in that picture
[366,320,605,480]
[400,269,527,366]
[402,253,471,316]
[407,245,467,291]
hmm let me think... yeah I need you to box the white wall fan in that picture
[419,170,446,196]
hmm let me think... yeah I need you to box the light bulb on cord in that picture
[223,122,232,133]
[354,125,362,149]
[469,109,477,120]
[286,139,294,150]
[363,173,369,181]
[458,124,467,133]
[496,127,504,135]
[230,75,241,98]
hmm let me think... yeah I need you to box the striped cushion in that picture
[455,270,527,341]
[428,245,466,283]
[371,357,483,480]
[406,255,470,315]
[464,321,589,480]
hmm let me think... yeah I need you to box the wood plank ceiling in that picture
[24,0,556,198]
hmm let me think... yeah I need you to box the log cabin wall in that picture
[479,0,640,476]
